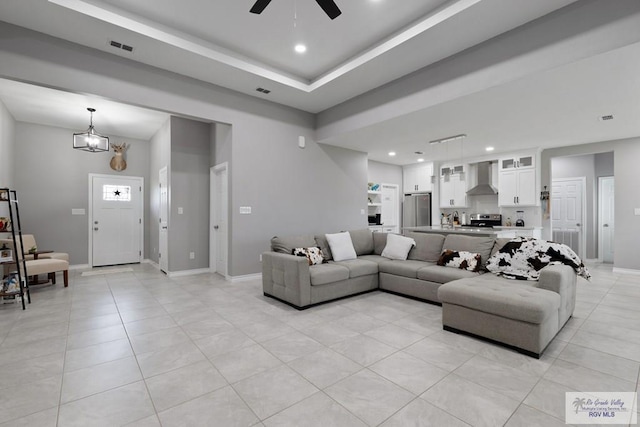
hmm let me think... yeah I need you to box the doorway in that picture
[598,176,614,263]
[551,177,586,259]
[89,174,143,267]
[159,166,168,273]
[210,163,228,277]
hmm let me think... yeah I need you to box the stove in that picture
[463,213,502,228]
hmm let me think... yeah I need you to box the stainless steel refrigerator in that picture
[403,194,432,227]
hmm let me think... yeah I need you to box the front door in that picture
[551,178,584,259]
[91,175,143,267]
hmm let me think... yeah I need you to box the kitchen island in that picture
[402,226,497,236]
[403,225,543,238]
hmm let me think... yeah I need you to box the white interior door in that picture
[210,163,228,276]
[598,176,614,263]
[159,167,168,273]
[551,178,585,259]
[91,175,143,267]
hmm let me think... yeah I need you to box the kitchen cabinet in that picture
[499,154,535,171]
[403,163,433,193]
[439,164,468,208]
[498,152,538,207]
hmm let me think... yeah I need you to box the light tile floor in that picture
[0,262,638,426]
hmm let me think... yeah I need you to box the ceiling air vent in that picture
[600,114,614,121]
[256,87,271,94]
[109,40,134,53]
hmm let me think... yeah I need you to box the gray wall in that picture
[13,122,150,265]
[0,99,14,189]
[542,139,638,271]
[551,154,597,259]
[169,116,211,272]
[367,160,402,186]
[149,117,171,263]
[0,22,369,277]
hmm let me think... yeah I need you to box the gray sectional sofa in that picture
[262,229,577,358]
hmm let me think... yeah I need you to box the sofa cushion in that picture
[442,234,495,267]
[271,235,316,254]
[373,233,387,255]
[348,229,374,256]
[292,247,324,266]
[314,234,333,261]
[438,280,561,324]
[491,238,512,256]
[437,250,481,272]
[357,254,387,264]
[417,265,482,283]
[309,264,350,286]
[378,260,434,279]
[331,259,378,278]
[381,234,415,260]
[326,232,357,262]
[407,232,445,262]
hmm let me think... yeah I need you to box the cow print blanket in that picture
[486,237,591,281]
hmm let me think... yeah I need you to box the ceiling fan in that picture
[250,0,342,20]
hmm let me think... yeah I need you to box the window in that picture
[103,185,131,201]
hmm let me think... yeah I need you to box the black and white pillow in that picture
[292,247,325,266]
[437,249,481,272]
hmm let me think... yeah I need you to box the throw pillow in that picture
[437,249,481,272]
[381,234,416,260]
[292,247,325,266]
[325,232,357,262]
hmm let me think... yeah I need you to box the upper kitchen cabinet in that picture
[403,162,433,193]
[498,151,539,207]
[439,164,468,208]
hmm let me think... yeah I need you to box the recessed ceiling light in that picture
[417,158,425,162]
[388,151,396,156]
[294,44,307,54]
[485,146,495,152]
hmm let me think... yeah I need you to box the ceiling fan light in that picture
[294,44,307,54]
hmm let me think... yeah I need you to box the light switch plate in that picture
[178,207,184,214]
[635,208,640,216]
[240,206,252,214]
[71,208,85,215]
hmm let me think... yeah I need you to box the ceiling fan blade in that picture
[315,0,342,19]
[250,0,272,14]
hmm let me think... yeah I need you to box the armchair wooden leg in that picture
[51,272,56,284]
[63,270,68,287]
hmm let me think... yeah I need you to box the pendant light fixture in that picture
[73,108,109,152]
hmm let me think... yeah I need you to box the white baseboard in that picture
[69,264,89,271]
[166,268,211,278]
[228,273,262,282]
[585,258,600,263]
[612,267,640,276]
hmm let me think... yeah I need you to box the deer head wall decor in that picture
[109,143,128,171]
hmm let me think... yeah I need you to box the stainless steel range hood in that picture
[466,161,498,196]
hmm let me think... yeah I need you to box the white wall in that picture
[0,99,15,189]
[14,122,151,265]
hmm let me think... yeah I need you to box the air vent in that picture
[600,114,614,121]
[109,40,134,53]
[414,151,424,155]
[256,87,271,94]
